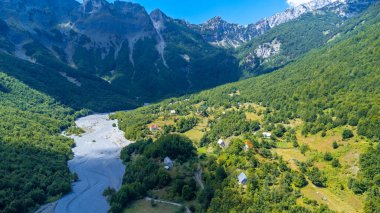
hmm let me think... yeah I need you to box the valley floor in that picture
[51,114,131,213]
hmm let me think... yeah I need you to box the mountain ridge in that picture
[198,0,377,48]
[0,0,240,107]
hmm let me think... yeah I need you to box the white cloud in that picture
[286,0,341,7]
[286,0,314,7]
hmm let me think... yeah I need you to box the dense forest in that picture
[111,4,380,212]
[0,52,137,112]
[109,134,197,212]
[0,73,86,212]
[237,0,380,78]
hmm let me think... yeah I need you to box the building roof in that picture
[263,132,272,138]
[150,124,158,129]
[245,140,253,149]
[217,139,225,147]
[238,172,247,183]
[164,156,172,163]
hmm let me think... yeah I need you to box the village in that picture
[112,95,369,213]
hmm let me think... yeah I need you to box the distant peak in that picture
[205,16,227,25]
[82,0,108,14]
[151,8,164,15]
[210,16,224,22]
[150,9,167,18]
[150,8,170,24]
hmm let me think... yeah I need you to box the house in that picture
[149,124,159,131]
[170,110,176,114]
[263,132,272,139]
[238,172,248,185]
[217,139,225,148]
[244,140,254,151]
[164,156,173,169]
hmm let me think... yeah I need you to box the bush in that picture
[182,185,195,200]
[299,144,309,155]
[307,167,327,187]
[348,178,368,194]
[176,117,199,133]
[331,159,340,168]
[198,186,214,209]
[273,124,286,137]
[342,129,354,140]
[332,141,339,149]
[294,173,308,188]
[323,152,333,161]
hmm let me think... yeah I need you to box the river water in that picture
[53,114,132,213]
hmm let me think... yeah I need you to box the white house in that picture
[170,110,176,114]
[238,172,248,185]
[217,139,225,148]
[263,132,272,138]
[164,156,173,169]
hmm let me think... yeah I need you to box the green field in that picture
[124,199,181,213]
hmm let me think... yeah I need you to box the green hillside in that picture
[237,2,380,78]
[0,72,85,212]
[0,52,137,112]
[110,6,380,212]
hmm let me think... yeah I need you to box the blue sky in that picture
[86,0,308,25]
[126,0,290,25]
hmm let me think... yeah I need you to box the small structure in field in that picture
[149,124,159,131]
[217,139,226,148]
[262,132,272,139]
[238,172,248,185]
[170,110,176,115]
[164,157,173,169]
[244,140,254,151]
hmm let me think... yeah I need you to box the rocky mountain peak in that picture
[82,0,108,14]
[150,9,167,18]
[150,9,170,27]
[207,16,225,23]
[198,0,376,48]
[268,0,346,27]
[203,16,230,28]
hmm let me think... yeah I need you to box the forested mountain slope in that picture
[0,72,83,212]
[110,5,380,212]
[0,0,239,105]
[236,0,380,77]
[198,0,378,48]
[0,0,379,110]
[0,52,137,111]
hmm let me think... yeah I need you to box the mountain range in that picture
[198,0,377,48]
[0,0,379,212]
[0,0,378,111]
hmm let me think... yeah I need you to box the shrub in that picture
[342,129,354,140]
[307,167,327,187]
[182,185,195,200]
[332,141,339,149]
[331,159,340,168]
[294,173,308,188]
[323,152,333,161]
